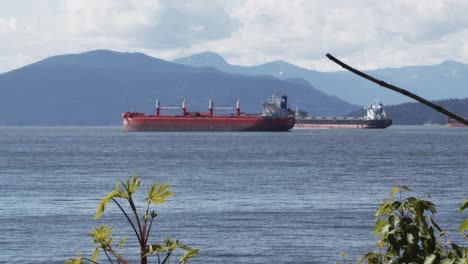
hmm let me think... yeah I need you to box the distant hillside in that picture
[346,98,468,125]
[175,52,468,105]
[0,50,357,125]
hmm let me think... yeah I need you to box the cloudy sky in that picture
[1,0,468,73]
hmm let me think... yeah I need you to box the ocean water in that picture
[0,126,466,263]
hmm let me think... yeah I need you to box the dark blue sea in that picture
[0,126,466,263]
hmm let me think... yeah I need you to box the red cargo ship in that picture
[122,94,295,132]
[446,117,468,127]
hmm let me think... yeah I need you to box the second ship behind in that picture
[293,101,392,129]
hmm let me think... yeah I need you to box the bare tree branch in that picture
[326,53,468,126]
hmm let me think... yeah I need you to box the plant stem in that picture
[127,196,147,264]
[104,242,128,264]
[112,198,142,245]
[145,217,155,245]
[143,201,151,243]
[82,257,100,264]
[161,252,172,264]
[144,201,150,225]
[128,196,143,240]
[103,249,115,264]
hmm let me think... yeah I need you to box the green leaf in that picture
[122,175,141,195]
[363,252,381,264]
[391,187,400,195]
[423,254,436,264]
[89,225,113,246]
[459,219,468,235]
[451,243,462,258]
[91,246,99,262]
[94,190,117,220]
[459,199,468,213]
[147,182,173,205]
[117,236,126,249]
[375,201,391,218]
[374,219,386,236]
[93,179,134,220]
[164,237,178,251]
[428,216,442,232]
[148,243,167,254]
[401,185,411,192]
[179,246,199,264]
[391,200,402,211]
[407,233,415,244]
[380,224,392,237]
[65,252,83,264]
[64,258,82,264]
[439,259,455,264]
[376,239,384,250]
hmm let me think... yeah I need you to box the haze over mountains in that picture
[0,50,356,126]
[174,52,468,105]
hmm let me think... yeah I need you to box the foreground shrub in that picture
[66,176,198,264]
[361,184,467,264]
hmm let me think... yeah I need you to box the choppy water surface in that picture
[0,126,466,263]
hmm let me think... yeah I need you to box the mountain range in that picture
[2,49,467,126]
[0,50,356,125]
[174,52,468,105]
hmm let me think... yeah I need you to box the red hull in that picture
[122,113,295,132]
[446,117,468,127]
[447,123,467,128]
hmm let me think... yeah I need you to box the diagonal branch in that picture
[326,53,468,126]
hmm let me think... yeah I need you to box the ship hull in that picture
[447,123,467,128]
[123,115,295,132]
[446,118,467,127]
[294,118,392,129]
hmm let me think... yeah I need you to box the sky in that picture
[1,0,468,73]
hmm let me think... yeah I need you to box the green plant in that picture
[66,176,198,264]
[362,183,467,264]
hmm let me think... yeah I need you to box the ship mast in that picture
[209,99,213,116]
[155,98,160,116]
[182,99,186,116]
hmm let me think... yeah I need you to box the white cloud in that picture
[57,0,161,37]
[2,0,468,73]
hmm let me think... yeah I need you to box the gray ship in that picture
[293,101,392,129]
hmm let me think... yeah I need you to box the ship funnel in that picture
[236,99,240,116]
